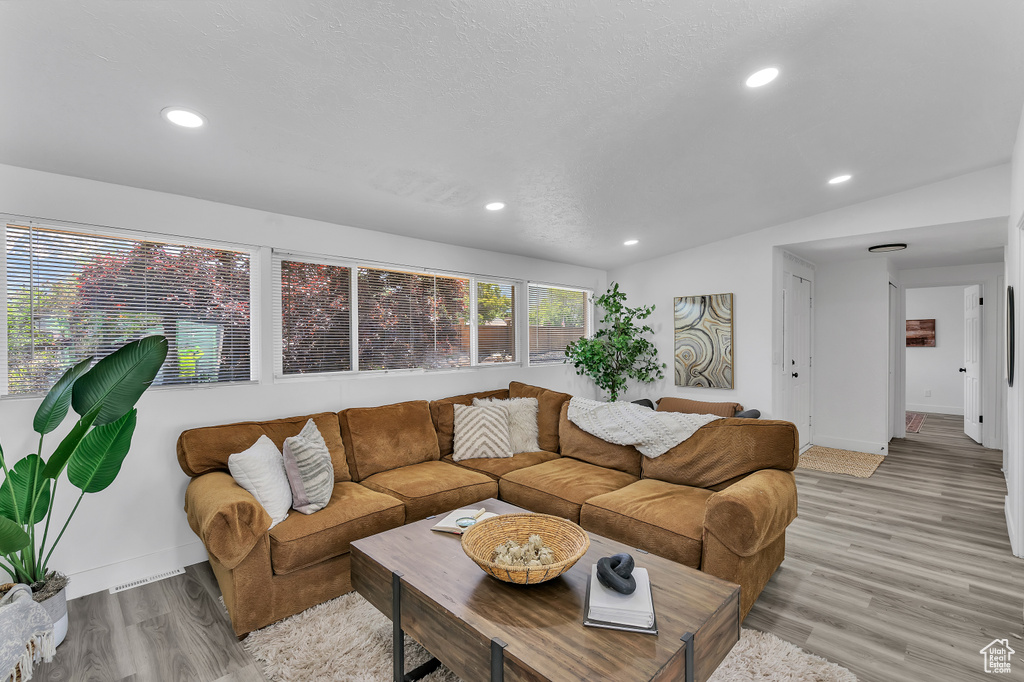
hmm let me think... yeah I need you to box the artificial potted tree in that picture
[565,282,665,401]
[0,335,168,645]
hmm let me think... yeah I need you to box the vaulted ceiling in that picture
[2,1,1022,269]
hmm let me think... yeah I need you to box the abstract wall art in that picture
[673,293,733,388]
[906,319,936,347]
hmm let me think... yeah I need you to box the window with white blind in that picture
[5,223,253,395]
[528,284,591,364]
[358,267,470,370]
[476,280,516,364]
[276,258,352,374]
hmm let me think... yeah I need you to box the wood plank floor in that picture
[34,412,1023,681]
[746,412,1024,681]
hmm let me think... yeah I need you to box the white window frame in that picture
[525,282,594,367]
[272,250,524,380]
[1,216,261,397]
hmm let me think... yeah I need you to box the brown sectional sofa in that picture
[177,381,798,636]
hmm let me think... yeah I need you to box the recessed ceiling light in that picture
[828,174,852,185]
[485,202,505,211]
[868,243,907,253]
[623,239,639,246]
[161,107,205,128]
[745,67,779,88]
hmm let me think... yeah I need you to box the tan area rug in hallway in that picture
[798,445,884,478]
[243,591,857,681]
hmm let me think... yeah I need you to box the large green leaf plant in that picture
[0,336,167,584]
[565,283,665,402]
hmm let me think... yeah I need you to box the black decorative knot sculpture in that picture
[595,553,636,594]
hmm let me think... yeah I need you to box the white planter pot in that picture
[38,587,67,647]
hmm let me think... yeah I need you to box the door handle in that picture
[792,372,799,378]
[959,367,967,373]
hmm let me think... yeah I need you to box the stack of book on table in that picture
[584,564,657,634]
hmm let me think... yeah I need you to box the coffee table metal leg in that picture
[491,637,507,682]
[392,571,404,682]
[681,631,694,682]
[392,570,442,682]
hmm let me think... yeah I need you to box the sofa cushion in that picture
[656,397,743,418]
[557,402,643,476]
[443,450,561,480]
[177,412,351,482]
[508,382,571,453]
[580,479,713,568]
[498,458,638,523]
[429,389,509,456]
[641,419,799,488]
[339,401,440,481]
[268,482,405,575]
[360,460,498,522]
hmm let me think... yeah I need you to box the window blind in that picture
[527,284,589,364]
[358,267,470,370]
[277,259,352,374]
[476,280,516,364]
[5,224,252,395]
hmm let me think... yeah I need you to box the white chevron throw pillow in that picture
[452,403,514,461]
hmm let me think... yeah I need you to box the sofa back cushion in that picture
[177,412,351,482]
[558,403,643,476]
[641,419,798,488]
[509,381,571,453]
[339,400,440,481]
[656,396,743,418]
[429,389,509,456]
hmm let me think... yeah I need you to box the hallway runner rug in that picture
[242,590,857,682]
[798,446,884,478]
[905,412,927,433]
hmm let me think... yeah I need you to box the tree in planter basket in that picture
[565,283,665,402]
[0,336,167,626]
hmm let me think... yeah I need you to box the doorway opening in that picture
[903,284,975,439]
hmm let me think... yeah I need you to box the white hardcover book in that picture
[430,508,498,535]
[587,564,655,628]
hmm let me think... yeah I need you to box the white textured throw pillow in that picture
[452,403,514,461]
[283,419,335,515]
[473,397,541,453]
[228,435,292,529]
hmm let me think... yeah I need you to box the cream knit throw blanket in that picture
[567,397,721,458]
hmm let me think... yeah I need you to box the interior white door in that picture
[964,284,982,443]
[784,274,812,449]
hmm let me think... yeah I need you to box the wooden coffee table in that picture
[351,498,739,682]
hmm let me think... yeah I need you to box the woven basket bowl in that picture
[461,512,590,585]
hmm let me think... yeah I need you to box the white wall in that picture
[905,286,966,414]
[1006,105,1024,557]
[609,164,1010,416]
[0,164,607,597]
[811,258,891,454]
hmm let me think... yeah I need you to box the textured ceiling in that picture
[2,1,1022,269]
[783,218,1007,270]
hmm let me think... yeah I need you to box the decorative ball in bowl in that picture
[460,512,590,585]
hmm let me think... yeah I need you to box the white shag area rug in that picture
[242,592,857,682]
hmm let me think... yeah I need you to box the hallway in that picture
[746,413,1023,681]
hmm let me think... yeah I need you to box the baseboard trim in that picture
[906,404,964,415]
[812,436,888,456]
[1007,497,1022,558]
[63,541,209,600]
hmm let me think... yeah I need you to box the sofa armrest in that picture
[704,469,797,557]
[184,471,272,570]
